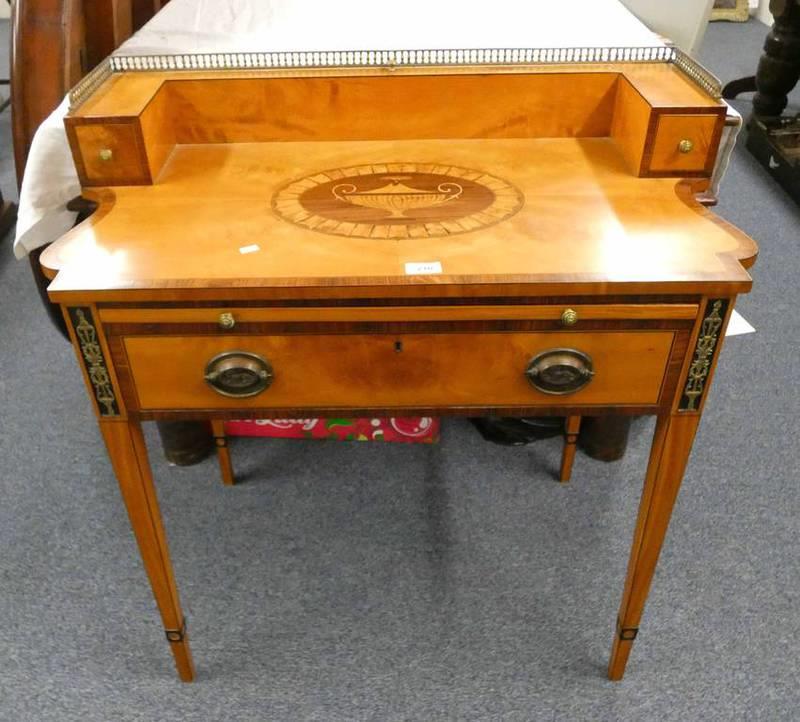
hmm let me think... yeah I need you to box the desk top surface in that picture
[42,136,756,302]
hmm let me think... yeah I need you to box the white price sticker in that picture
[725,309,756,337]
[239,244,260,254]
[404,261,443,275]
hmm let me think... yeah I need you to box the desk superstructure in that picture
[41,50,758,682]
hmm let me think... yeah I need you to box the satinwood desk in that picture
[40,49,758,681]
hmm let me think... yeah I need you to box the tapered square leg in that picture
[607,412,700,680]
[211,420,235,486]
[559,415,581,483]
[100,420,196,682]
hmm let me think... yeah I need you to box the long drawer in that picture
[122,331,675,411]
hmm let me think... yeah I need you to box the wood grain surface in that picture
[122,330,675,410]
[42,138,756,300]
[96,303,699,324]
[45,57,758,683]
[99,419,195,682]
[648,114,720,173]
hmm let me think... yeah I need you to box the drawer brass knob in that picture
[99,148,113,161]
[560,308,579,326]
[204,351,273,398]
[677,139,694,154]
[525,348,595,395]
[218,312,236,330]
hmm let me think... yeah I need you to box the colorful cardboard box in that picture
[225,417,439,443]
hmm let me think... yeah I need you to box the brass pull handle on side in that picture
[525,348,595,395]
[204,351,273,398]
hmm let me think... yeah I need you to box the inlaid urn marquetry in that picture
[271,163,524,238]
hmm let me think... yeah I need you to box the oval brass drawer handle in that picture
[204,351,273,398]
[525,348,595,395]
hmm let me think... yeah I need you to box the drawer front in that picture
[68,121,150,186]
[123,331,674,410]
[99,303,699,325]
[647,114,720,175]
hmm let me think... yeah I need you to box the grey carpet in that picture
[1,18,799,722]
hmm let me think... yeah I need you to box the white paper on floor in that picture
[725,309,756,337]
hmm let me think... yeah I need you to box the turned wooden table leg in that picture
[559,415,581,483]
[753,0,800,118]
[100,420,196,682]
[210,419,236,486]
[607,412,700,680]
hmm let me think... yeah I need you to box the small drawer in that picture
[97,303,699,326]
[68,121,150,186]
[646,113,720,175]
[122,331,675,411]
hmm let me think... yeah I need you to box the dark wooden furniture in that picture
[752,0,800,117]
[0,9,15,241]
[10,0,168,184]
[10,0,168,322]
[722,1,800,204]
[9,0,211,464]
[747,0,800,204]
[0,191,16,240]
[40,55,758,682]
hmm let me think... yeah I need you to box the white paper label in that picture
[239,244,260,254]
[404,261,442,275]
[725,309,756,337]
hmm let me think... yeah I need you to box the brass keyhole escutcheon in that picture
[204,351,273,398]
[99,148,113,161]
[678,139,694,154]
[560,308,579,326]
[525,348,595,395]
[218,312,235,330]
